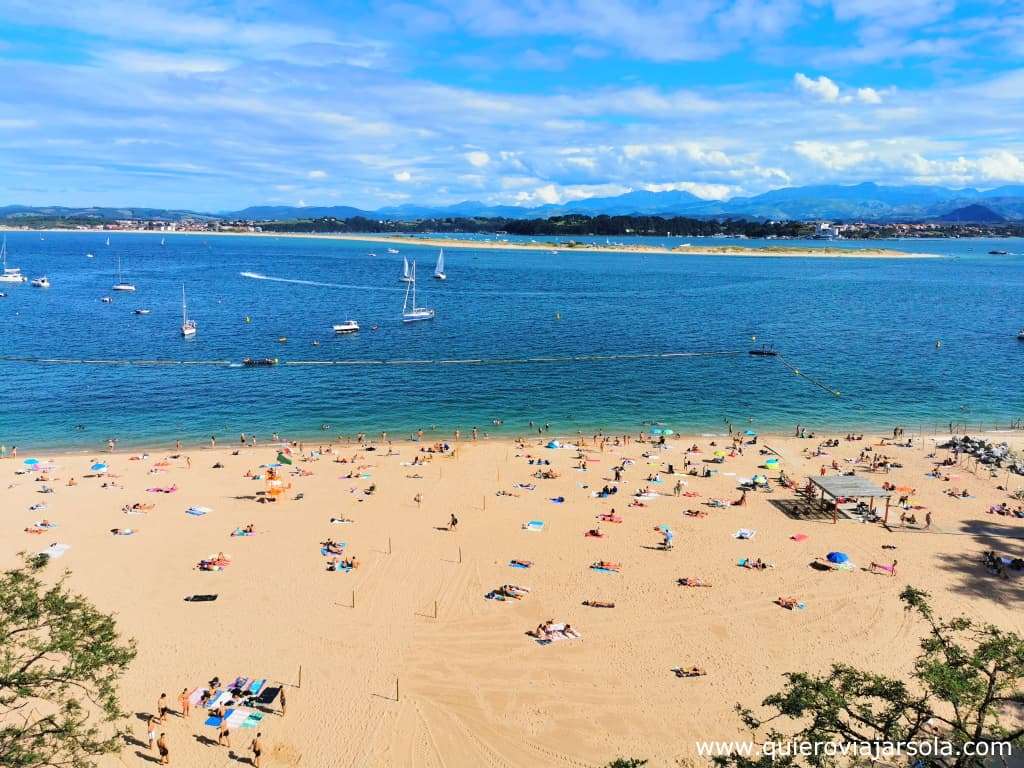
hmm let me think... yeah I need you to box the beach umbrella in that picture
[650,427,663,436]
[753,474,768,485]
[90,462,108,472]
[23,458,39,466]
[745,430,757,436]
[546,440,561,449]
[662,429,674,436]
[826,551,849,564]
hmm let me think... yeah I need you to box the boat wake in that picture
[240,271,402,292]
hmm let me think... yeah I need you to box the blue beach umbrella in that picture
[826,551,849,564]
[23,458,39,466]
[91,462,108,472]
[650,427,664,436]
[745,430,758,436]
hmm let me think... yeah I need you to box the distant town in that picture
[2,214,1022,240]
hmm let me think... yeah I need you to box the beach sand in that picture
[2,430,1022,767]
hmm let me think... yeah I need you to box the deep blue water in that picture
[0,231,1022,449]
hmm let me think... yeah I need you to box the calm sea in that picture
[0,231,1022,450]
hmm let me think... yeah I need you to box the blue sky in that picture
[1,0,1023,210]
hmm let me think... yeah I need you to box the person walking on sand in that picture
[673,479,683,497]
[448,513,458,531]
[178,688,190,717]
[251,733,263,767]
[156,692,169,722]
[147,716,157,750]
[157,733,169,765]
[218,721,231,748]
[924,510,932,529]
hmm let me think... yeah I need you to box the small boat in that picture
[30,276,50,288]
[399,256,413,283]
[0,292,6,298]
[278,336,287,343]
[134,308,151,315]
[989,249,1009,255]
[242,357,279,367]
[387,248,400,254]
[181,285,197,337]
[749,344,778,357]
[86,252,94,258]
[433,249,446,280]
[101,296,112,303]
[333,320,360,334]
[0,236,27,283]
[368,252,377,257]
[402,261,434,323]
[111,256,135,291]
[1017,328,1024,341]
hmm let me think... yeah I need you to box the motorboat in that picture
[0,236,27,283]
[180,285,197,337]
[134,308,151,315]
[401,260,434,323]
[387,248,400,254]
[749,344,778,357]
[1017,328,1024,341]
[989,250,1009,255]
[30,276,50,288]
[242,357,279,367]
[333,320,360,334]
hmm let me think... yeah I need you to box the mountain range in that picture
[4,183,1024,223]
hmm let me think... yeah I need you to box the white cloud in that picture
[642,181,733,200]
[393,170,412,182]
[465,150,490,167]
[856,87,883,104]
[794,72,840,102]
[307,169,328,180]
[793,140,870,170]
[104,50,235,74]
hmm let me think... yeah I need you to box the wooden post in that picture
[396,677,400,702]
[434,600,437,619]
[388,537,392,555]
[298,665,302,689]
[458,546,462,564]
[352,589,356,609]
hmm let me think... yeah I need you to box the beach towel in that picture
[523,521,544,531]
[591,565,619,574]
[186,506,210,517]
[320,543,346,556]
[734,529,756,540]
[39,543,70,560]
[248,679,266,695]
[509,561,531,569]
[790,533,809,542]
[231,528,254,537]
[536,629,582,646]
[251,685,280,706]
[187,687,204,706]
[330,563,353,573]
[513,483,536,491]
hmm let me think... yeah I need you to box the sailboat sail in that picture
[433,249,445,278]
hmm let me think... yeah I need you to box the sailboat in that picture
[399,255,413,283]
[160,237,166,246]
[402,261,434,323]
[433,249,446,280]
[112,255,136,291]
[0,235,27,283]
[181,285,197,337]
[105,236,110,246]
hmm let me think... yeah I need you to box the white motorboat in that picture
[399,255,413,283]
[86,252,94,258]
[433,248,446,280]
[134,308,151,315]
[111,255,135,291]
[387,248,400,254]
[30,276,50,288]
[181,285,197,337]
[401,261,434,323]
[333,320,360,334]
[0,236,27,283]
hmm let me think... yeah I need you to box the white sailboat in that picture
[433,248,446,280]
[399,255,413,283]
[0,235,27,283]
[160,237,166,246]
[105,236,110,246]
[402,261,434,323]
[112,255,136,291]
[181,285,197,337]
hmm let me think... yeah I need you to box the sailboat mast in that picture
[181,285,188,323]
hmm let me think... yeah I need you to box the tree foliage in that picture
[0,556,136,768]
[715,587,1024,768]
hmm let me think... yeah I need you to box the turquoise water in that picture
[0,231,1022,449]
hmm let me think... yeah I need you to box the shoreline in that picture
[0,225,940,259]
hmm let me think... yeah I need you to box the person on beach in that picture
[157,692,168,722]
[448,513,458,531]
[156,733,169,764]
[218,721,231,747]
[178,688,190,717]
[251,733,263,767]
[147,716,157,750]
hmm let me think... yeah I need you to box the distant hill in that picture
[934,204,1005,223]
[7,182,1024,224]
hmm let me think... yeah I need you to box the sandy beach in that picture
[3,429,1023,767]
[0,226,938,258]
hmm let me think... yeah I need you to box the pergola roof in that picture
[809,475,891,500]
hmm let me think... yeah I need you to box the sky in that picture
[1,0,1023,211]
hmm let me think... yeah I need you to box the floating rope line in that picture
[775,353,843,398]
[0,350,744,368]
